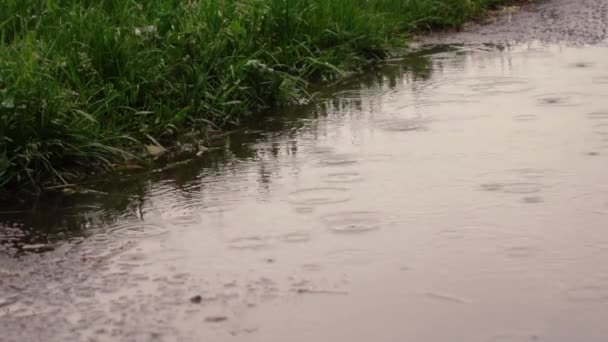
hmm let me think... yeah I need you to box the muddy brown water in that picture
[2,41,608,341]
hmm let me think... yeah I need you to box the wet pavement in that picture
[2,1,608,342]
[423,0,608,46]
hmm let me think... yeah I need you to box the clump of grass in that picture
[1,0,500,191]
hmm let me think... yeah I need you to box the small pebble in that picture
[190,295,202,304]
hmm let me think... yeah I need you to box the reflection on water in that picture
[2,43,608,342]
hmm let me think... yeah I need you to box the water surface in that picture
[2,43,608,342]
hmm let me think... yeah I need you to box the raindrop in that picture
[322,211,384,234]
[287,187,351,206]
[109,222,168,238]
[322,171,364,183]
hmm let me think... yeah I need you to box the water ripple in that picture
[535,92,588,107]
[108,222,168,239]
[322,211,384,234]
[287,187,351,206]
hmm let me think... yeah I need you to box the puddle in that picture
[3,42,608,341]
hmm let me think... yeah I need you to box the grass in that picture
[0,0,503,191]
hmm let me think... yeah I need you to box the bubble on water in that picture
[287,187,351,206]
[322,212,384,234]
